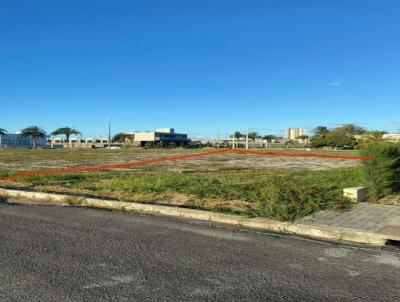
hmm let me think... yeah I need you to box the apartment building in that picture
[285,128,305,140]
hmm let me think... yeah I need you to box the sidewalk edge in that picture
[0,188,389,245]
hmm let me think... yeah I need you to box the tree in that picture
[296,135,310,147]
[331,124,367,137]
[248,132,259,148]
[229,132,243,148]
[311,133,355,149]
[310,136,328,148]
[0,128,7,148]
[52,127,82,149]
[358,131,388,149]
[263,134,276,141]
[230,131,243,139]
[112,133,133,146]
[263,135,276,148]
[19,126,46,149]
[365,130,387,141]
[313,126,329,137]
[285,139,296,148]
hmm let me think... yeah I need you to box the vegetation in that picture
[229,132,244,148]
[51,127,82,149]
[310,124,367,149]
[0,128,7,146]
[361,143,400,200]
[296,135,309,147]
[330,124,367,136]
[11,167,361,221]
[310,133,355,149]
[19,126,46,149]
[0,147,364,221]
[357,131,387,149]
[263,134,276,142]
[263,135,276,147]
[284,139,296,148]
[112,133,133,144]
[230,131,243,140]
[313,126,329,136]
[248,132,260,148]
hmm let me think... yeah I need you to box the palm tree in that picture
[313,126,329,137]
[0,128,7,148]
[229,131,243,139]
[52,127,82,149]
[19,126,46,149]
[358,130,388,148]
[365,130,387,141]
[331,124,367,137]
[296,135,310,147]
[248,132,259,148]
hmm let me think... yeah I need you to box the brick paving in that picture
[299,203,400,236]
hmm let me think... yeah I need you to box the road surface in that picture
[0,199,399,301]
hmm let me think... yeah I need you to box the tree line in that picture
[224,124,389,149]
[0,123,392,150]
[0,126,81,149]
[310,124,387,149]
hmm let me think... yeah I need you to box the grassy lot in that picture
[0,148,364,221]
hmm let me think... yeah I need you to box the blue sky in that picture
[0,0,399,139]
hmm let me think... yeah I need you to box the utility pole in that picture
[245,126,249,150]
[108,118,112,149]
[232,131,235,149]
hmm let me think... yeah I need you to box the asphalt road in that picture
[0,199,399,301]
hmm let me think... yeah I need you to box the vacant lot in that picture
[0,148,364,220]
[0,148,359,173]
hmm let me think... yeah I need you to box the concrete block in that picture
[343,187,367,202]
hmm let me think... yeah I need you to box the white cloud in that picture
[328,81,342,86]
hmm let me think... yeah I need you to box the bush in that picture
[361,143,400,199]
[257,177,351,220]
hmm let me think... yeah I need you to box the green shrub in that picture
[361,143,400,199]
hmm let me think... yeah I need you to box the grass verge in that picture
[3,167,363,221]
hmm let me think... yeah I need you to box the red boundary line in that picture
[0,149,232,182]
[232,148,373,161]
[0,148,372,182]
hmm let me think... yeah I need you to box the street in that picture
[1,200,399,301]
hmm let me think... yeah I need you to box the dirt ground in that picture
[0,148,360,174]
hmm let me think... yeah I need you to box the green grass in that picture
[0,148,364,221]
[9,167,362,221]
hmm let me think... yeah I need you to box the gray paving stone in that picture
[299,203,400,237]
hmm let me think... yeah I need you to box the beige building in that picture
[382,133,400,142]
[131,128,189,146]
[285,128,305,140]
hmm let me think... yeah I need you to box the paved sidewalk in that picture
[299,203,400,240]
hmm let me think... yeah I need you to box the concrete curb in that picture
[0,188,389,246]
